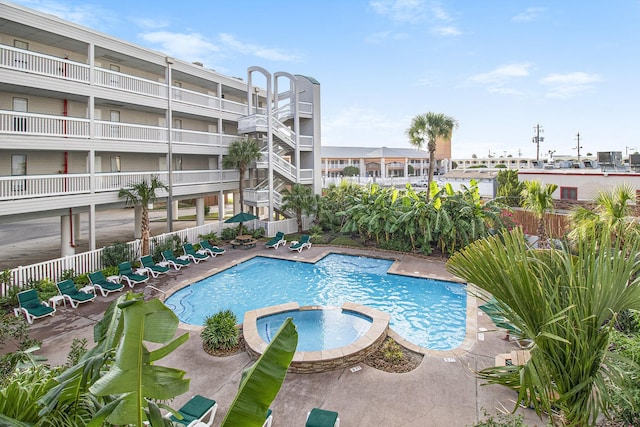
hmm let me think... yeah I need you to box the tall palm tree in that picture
[569,183,639,244]
[520,180,558,248]
[118,175,167,256]
[447,228,640,427]
[280,183,313,233]
[406,112,458,200]
[222,138,261,212]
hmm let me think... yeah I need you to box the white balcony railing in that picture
[172,87,220,109]
[0,111,90,137]
[0,174,90,200]
[0,169,238,201]
[95,121,168,142]
[0,45,90,82]
[94,68,167,98]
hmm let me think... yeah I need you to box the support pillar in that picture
[73,213,81,242]
[60,215,75,257]
[89,204,96,251]
[218,191,225,223]
[134,205,142,239]
[196,197,205,226]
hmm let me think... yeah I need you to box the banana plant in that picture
[87,297,189,426]
[221,318,298,427]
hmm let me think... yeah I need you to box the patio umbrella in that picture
[224,211,258,234]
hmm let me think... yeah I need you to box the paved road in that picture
[0,207,205,270]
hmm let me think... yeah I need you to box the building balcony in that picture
[0,43,247,115]
[0,110,238,149]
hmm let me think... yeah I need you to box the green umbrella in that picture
[224,212,258,234]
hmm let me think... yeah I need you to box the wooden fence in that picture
[511,209,570,239]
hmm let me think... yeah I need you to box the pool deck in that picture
[24,244,547,426]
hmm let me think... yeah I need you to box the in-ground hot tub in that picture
[243,302,390,373]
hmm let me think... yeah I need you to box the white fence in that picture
[3,217,310,297]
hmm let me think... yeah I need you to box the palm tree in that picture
[447,228,640,426]
[280,184,313,233]
[569,183,639,244]
[222,138,261,212]
[406,112,458,200]
[118,175,167,256]
[520,180,558,248]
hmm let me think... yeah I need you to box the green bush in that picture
[152,237,176,263]
[251,228,265,239]
[381,339,404,363]
[201,309,239,351]
[378,238,412,252]
[102,242,133,267]
[198,231,221,246]
[221,227,239,241]
[609,329,640,424]
[74,273,90,286]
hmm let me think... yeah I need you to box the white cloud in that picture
[133,18,170,30]
[512,7,546,22]
[469,63,532,85]
[370,0,426,24]
[324,106,412,147]
[12,0,115,30]
[139,31,220,64]
[219,33,300,62]
[540,72,602,98]
[432,26,461,36]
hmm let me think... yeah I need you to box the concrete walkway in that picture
[25,244,547,427]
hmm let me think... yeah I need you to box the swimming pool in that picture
[257,308,372,352]
[165,254,467,350]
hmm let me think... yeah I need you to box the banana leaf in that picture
[221,318,297,426]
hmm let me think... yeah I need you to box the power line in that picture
[532,123,544,161]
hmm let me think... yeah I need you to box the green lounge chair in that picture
[162,250,191,270]
[168,394,217,426]
[305,408,340,427]
[56,279,96,308]
[118,261,150,288]
[265,231,287,249]
[199,240,226,256]
[15,288,55,324]
[88,271,124,297]
[263,408,273,427]
[289,234,312,252]
[183,243,209,263]
[139,255,170,278]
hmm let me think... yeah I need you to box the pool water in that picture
[257,309,372,352]
[165,254,467,350]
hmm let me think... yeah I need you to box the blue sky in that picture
[12,0,640,159]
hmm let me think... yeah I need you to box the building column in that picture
[60,215,75,257]
[134,205,142,239]
[404,157,409,178]
[89,204,96,251]
[380,157,386,178]
[218,190,225,223]
[73,213,81,242]
[196,197,205,226]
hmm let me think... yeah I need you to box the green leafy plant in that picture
[220,318,297,427]
[201,309,239,351]
[198,231,221,246]
[102,242,133,267]
[0,314,41,384]
[251,227,265,239]
[471,409,526,427]
[221,227,239,241]
[381,339,404,363]
[65,338,88,368]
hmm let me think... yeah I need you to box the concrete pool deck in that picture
[25,244,548,426]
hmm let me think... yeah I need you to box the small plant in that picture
[251,227,265,239]
[152,236,176,262]
[221,227,239,241]
[198,231,220,246]
[471,409,526,427]
[60,269,76,281]
[102,242,132,267]
[381,338,404,363]
[65,338,88,367]
[0,314,41,384]
[201,309,239,351]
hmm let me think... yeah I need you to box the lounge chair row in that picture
[14,241,226,324]
[264,232,312,252]
[170,394,338,427]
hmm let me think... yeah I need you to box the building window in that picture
[12,154,27,192]
[560,187,577,200]
[110,110,120,138]
[111,156,121,172]
[109,64,120,85]
[13,40,28,68]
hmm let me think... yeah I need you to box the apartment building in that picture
[0,2,321,257]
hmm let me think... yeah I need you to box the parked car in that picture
[413,179,430,187]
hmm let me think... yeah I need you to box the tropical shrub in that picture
[221,227,239,240]
[0,314,40,384]
[471,409,526,427]
[251,227,265,239]
[201,309,239,351]
[102,242,133,267]
[199,231,221,245]
[381,339,404,363]
[329,236,364,247]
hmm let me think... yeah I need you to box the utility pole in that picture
[532,123,544,161]
[573,132,582,162]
